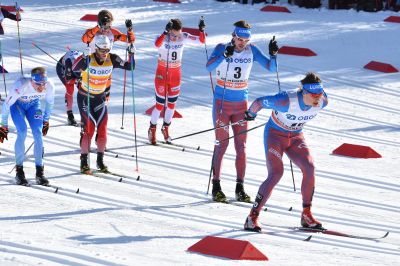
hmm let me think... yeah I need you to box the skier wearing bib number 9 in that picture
[147,18,205,145]
[206,20,278,204]
[243,72,328,233]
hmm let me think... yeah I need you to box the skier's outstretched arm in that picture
[82,26,100,44]
[250,44,277,72]
[247,92,290,118]
[110,53,134,71]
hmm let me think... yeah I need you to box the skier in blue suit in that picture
[0,67,55,186]
[243,72,329,232]
[206,20,278,203]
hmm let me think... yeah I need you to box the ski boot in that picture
[212,180,228,203]
[35,165,49,186]
[161,121,172,143]
[148,123,157,145]
[80,154,91,174]
[301,206,323,229]
[244,209,261,232]
[15,165,29,186]
[96,152,109,173]
[67,110,78,126]
[235,182,251,203]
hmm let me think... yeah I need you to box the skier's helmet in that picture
[94,35,111,51]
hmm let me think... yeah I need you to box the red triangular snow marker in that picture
[363,61,398,73]
[0,5,23,12]
[80,14,98,22]
[260,5,291,13]
[188,236,268,260]
[153,0,181,3]
[182,27,207,37]
[145,105,183,118]
[0,65,8,73]
[384,16,400,23]
[278,46,317,56]
[332,143,382,159]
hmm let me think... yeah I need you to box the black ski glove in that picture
[198,18,206,32]
[127,44,136,55]
[224,44,235,58]
[269,36,279,56]
[164,20,173,34]
[244,111,256,121]
[125,19,133,31]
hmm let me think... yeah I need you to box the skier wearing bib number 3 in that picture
[206,20,278,203]
[243,72,328,232]
[147,18,205,145]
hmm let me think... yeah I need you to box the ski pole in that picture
[171,119,244,142]
[32,42,64,67]
[0,40,7,97]
[201,16,214,94]
[164,25,171,118]
[85,45,91,168]
[207,54,231,194]
[272,37,296,191]
[289,158,296,191]
[8,140,34,173]
[214,121,267,145]
[129,45,139,174]
[206,152,214,195]
[121,49,128,129]
[15,2,23,75]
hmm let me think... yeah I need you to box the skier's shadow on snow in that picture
[68,234,201,245]
[0,240,123,266]
[0,205,115,222]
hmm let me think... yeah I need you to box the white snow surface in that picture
[1,0,399,265]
